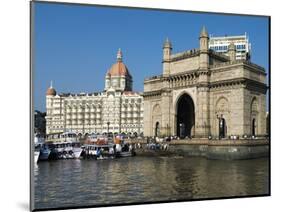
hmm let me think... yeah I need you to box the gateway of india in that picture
[143,26,267,138]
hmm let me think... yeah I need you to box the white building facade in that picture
[209,33,251,60]
[46,49,144,136]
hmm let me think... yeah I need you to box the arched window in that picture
[215,97,229,138]
[152,104,161,136]
[251,97,258,136]
[155,122,160,137]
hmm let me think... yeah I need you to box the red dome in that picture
[46,87,56,96]
[107,61,131,77]
[107,48,131,77]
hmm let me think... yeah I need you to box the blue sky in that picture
[33,2,269,112]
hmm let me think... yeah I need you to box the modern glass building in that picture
[209,33,251,60]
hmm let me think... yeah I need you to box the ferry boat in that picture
[34,133,51,161]
[114,135,135,157]
[82,142,115,160]
[46,132,83,160]
[34,146,40,163]
[82,134,135,159]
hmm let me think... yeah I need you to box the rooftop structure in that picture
[209,33,251,60]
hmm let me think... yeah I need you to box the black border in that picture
[30,1,271,211]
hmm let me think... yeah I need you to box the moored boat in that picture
[46,132,83,160]
[39,143,51,160]
[34,148,40,163]
[82,143,115,160]
[34,133,51,161]
[114,135,136,158]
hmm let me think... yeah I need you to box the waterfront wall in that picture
[168,144,269,160]
[132,139,269,160]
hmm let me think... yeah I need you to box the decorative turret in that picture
[200,26,209,38]
[46,81,56,96]
[116,48,122,62]
[228,42,236,61]
[199,26,209,70]
[163,37,172,76]
[105,49,133,92]
[163,37,172,49]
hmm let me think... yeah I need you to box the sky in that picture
[33,2,269,112]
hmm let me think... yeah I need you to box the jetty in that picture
[124,138,269,160]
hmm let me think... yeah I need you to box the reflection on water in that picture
[34,156,269,209]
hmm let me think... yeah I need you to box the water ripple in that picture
[34,157,269,209]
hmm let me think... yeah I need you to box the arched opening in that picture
[152,104,161,137]
[155,122,160,137]
[251,97,258,137]
[84,133,89,139]
[176,94,195,138]
[216,97,229,139]
[219,117,226,138]
[252,118,256,136]
[133,132,138,137]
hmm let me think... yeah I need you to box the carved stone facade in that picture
[143,27,267,138]
[46,49,144,135]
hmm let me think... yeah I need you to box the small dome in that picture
[46,87,56,96]
[46,81,56,96]
[107,49,131,77]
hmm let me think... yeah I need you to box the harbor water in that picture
[34,156,269,210]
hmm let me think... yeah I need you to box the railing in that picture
[210,59,265,71]
[170,49,200,61]
[144,74,163,81]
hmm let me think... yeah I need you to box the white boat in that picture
[39,143,51,161]
[46,132,82,159]
[34,134,51,161]
[34,149,40,163]
[82,143,115,159]
[114,135,136,158]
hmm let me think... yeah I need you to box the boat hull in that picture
[34,151,40,163]
[73,149,83,159]
[116,151,135,157]
[39,149,51,161]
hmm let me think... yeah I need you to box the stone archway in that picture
[176,93,195,138]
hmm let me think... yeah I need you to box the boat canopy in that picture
[85,144,114,148]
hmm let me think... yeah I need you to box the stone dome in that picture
[107,48,131,78]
